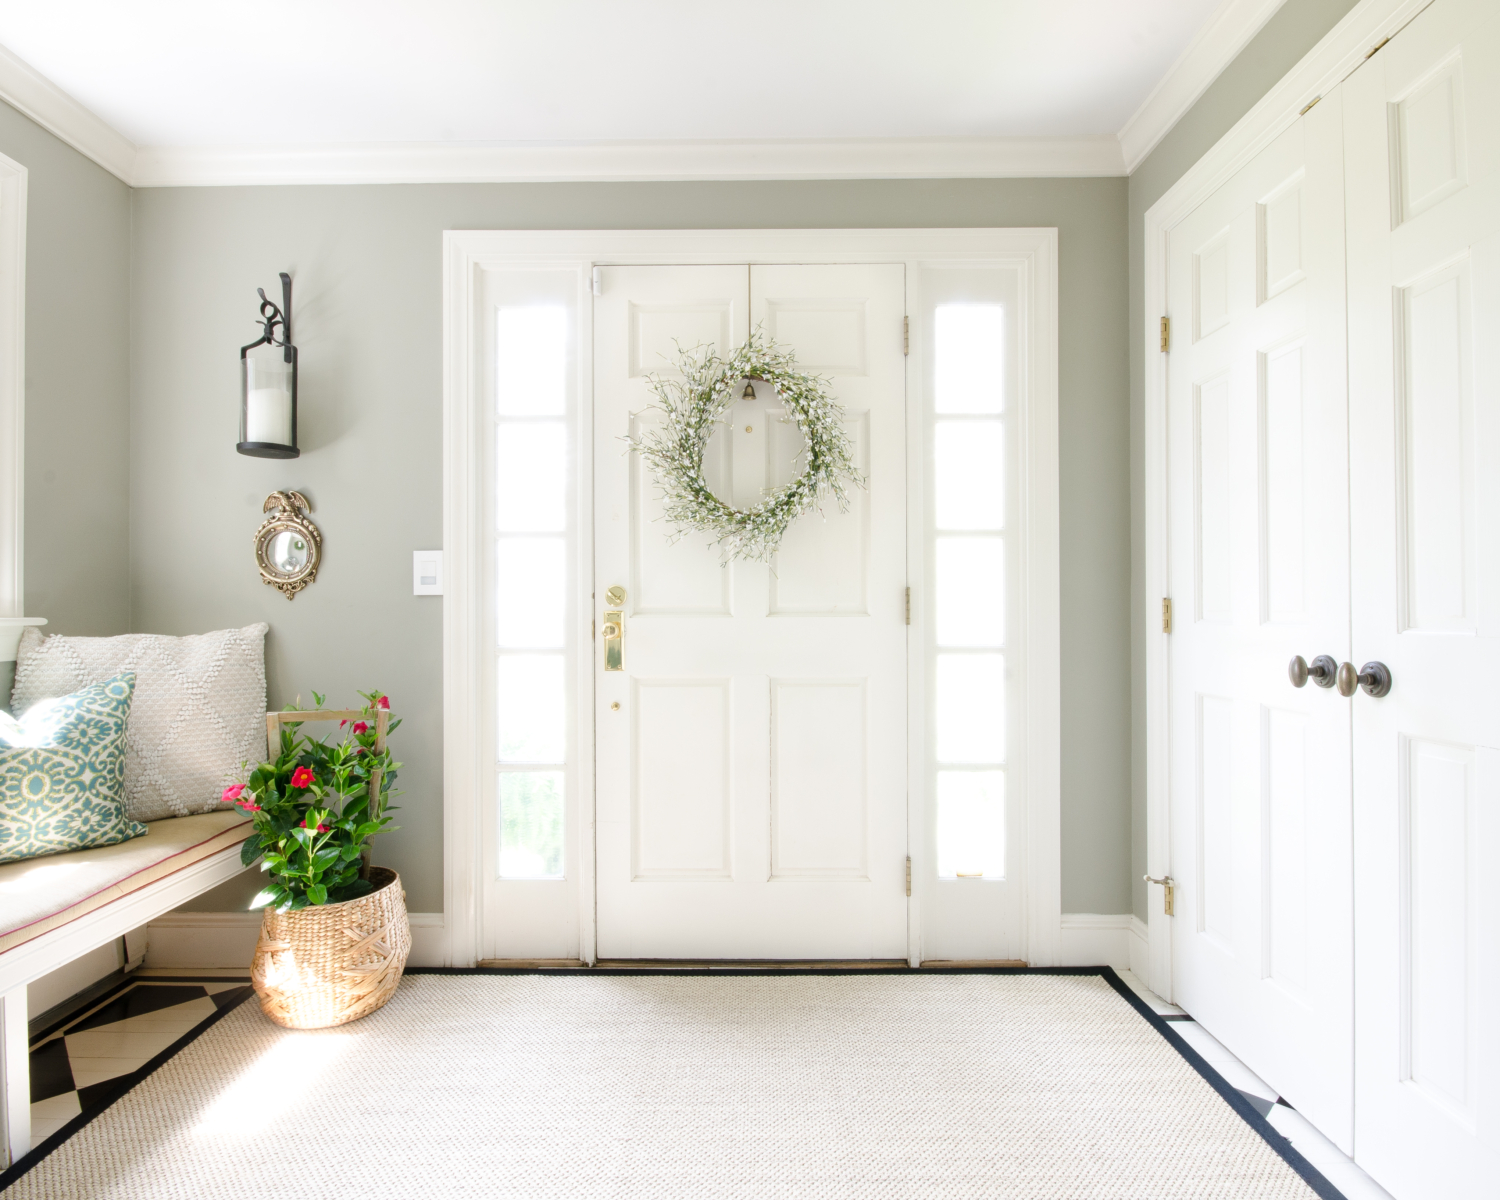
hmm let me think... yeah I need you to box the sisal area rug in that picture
[0,970,1339,1199]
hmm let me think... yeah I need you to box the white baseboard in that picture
[146,912,448,970]
[1056,914,1133,969]
[1128,916,1150,982]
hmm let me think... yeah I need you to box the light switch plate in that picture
[413,550,444,596]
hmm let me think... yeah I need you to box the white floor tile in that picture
[1266,1105,1395,1200]
[65,1028,194,1060]
[29,1092,81,1120]
[1171,1021,1280,1102]
[1114,968,1183,1016]
[81,996,220,1035]
[30,1117,74,1149]
[65,1058,155,1088]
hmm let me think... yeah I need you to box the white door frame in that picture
[0,149,25,619]
[1141,0,1433,1000]
[442,228,1059,967]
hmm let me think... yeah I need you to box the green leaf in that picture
[250,885,285,910]
[239,836,264,868]
[307,883,328,905]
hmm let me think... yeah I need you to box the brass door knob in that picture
[1289,654,1338,688]
[1338,660,1391,698]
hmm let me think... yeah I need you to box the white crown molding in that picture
[0,41,137,183]
[129,136,1125,187]
[1117,0,1290,173]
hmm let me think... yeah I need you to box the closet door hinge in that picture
[905,856,912,897]
[1364,35,1390,59]
[1159,316,1170,353]
[903,316,909,356]
[905,586,911,625]
[1161,597,1172,633]
[1143,874,1175,916]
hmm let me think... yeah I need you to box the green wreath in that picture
[629,332,865,563]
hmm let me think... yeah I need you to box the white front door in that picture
[1164,99,1356,1145]
[1345,0,1500,1193]
[593,263,909,960]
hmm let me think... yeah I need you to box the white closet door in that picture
[1345,0,1500,1193]
[1164,99,1355,1147]
[592,263,909,960]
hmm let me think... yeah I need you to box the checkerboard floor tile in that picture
[28,978,252,1150]
[1113,971,1394,1200]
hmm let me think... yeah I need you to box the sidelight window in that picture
[931,302,1007,879]
[495,303,569,879]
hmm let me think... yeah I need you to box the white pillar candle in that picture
[246,387,292,445]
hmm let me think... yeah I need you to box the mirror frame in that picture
[254,490,322,600]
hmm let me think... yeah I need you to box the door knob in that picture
[1337,660,1391,698]
[1289,654,1338,688]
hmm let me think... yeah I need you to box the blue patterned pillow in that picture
[0,673,147,863]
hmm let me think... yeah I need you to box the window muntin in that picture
[931,303,1007,879]
[496,303,569,879]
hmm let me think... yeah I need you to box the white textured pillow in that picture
[11,624,268,822]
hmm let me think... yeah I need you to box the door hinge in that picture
[1159,316,1170,353]
[903,315,909,356]
[905,856,912,897]
[905,586,911,625]
[591,266,603,296]
[1299,95,1322,116]
[1364,35,1390,59]
[1161,597,1172,633]
[591,619,595,640]
[1144,874,1175,916]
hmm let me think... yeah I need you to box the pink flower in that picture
[339,719,348,728]
[290,766,315,789]
[352,721,368,735]
[377,695,390,710]
[221,783,245,804]
[237,800,262,812]
[299,818,329,833]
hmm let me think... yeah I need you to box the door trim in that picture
[1141,0,1432,999]
[442,228,1059,967]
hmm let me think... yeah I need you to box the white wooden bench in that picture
[0,811,253,1166]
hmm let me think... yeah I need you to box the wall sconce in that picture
[238,272,299,459]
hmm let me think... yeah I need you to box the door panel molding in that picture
[1142,0,1433,1003]
[443,229,1058,968]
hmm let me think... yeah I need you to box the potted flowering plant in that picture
[229,689,401,910]
[228,690,412,1029]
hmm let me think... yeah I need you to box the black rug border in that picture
[1095,968,1346,1200]
[0,985,255,1193]
[1,965,1346,1200]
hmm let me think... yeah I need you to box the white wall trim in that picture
[0,42,136,184]
[1141,0,1432,1002]
[1118,0,1290,173]
[444,228,1060,969]
[1057,914,1132,969]
[129,136,1124,188]
[0,150,23,618]
[145,911,447,970]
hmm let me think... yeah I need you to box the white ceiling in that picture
[0,0,1289,184]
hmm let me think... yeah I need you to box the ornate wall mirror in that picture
[255,491,322,599]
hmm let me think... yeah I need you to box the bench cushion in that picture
[0,810,252,955]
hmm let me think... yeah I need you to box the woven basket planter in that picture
[251,866,411,1029]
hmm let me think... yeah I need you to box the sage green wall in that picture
[0,99,132,679]
[133,178,1131,916]
[1127,0,1362,920]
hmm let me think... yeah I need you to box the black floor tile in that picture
[67,985,209,1034]
[28,1038,74,1104]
